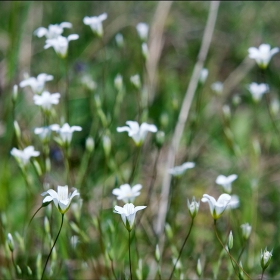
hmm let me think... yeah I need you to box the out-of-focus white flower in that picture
[248,43,279,69]
[117,120,157,146]
[227,194,240,209]
[80,75,97,91]
[114,74,123,91]
[33,91,60,111]
[248,83,269,102]
[141,43,148,59]
[222,105,231,120]
[51,123,82,145]
[83,13,107,37]
[114,203,146,231]
[197,258,202,277]
[211,82,223,94]
[19,73,53,94]
[44,34,79,58]
[240,223,252,240]
[260,247,273,270]
[115,33,124,47]
[41,185,79,214]
[270,99,279,116]
[187,197,200,218]
[130,74,141,89]
[34,22,72,39]
[201,193,231,220]
[112,184,142,203]
[215,174,238,193]
[11,146,40,166]
[70,235,79,249]
[199,68,208,84]
[169,162,195,177]
[34,125,58,142]
[136,23,149,41]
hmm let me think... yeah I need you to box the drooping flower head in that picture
[169,162,195,177]
[247,83,269,102]
[11,146,40,166]
[201,193,231,220]
[114,203,146,231]
[136,23,149,41]
[83,13,107,37]
[34,22,72,39]
[248,43,279,69]
[51,123,82,146]
[117,121,157,146]
[215,174,238,193]
[19,73,53,94]
[41,185,79,214]
[112,184,142,203]
[44,34,79,58]
[33,91,60,112]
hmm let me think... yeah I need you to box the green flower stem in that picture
[129,145,141,184]
[63,146,71,186]
[41,214,64,280]
[213,220,251,280]
[28,205,43,227]
[260,268,265,280]
[169,218,194,280]
[129,231,133,280]
[238,241,248,263]
[64,57,70,123]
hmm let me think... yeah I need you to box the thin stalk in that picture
[129,231,133,280]
[168,218,194,280]
[238,241,248,263]
[260,269,265,280]
[213,220,251,280]
[64,57,70,123]
[28,205,43,227]
[41,214,64,280]
[128,146,141,184]
[110,259,118,280]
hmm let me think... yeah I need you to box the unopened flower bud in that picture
[187,197,200,218]
[16,265,22,274]
[44,217,50,234]
[12,85,18,103]
[27,265,32,275]
[130,74,141,89]
[86,137,94,153]
[228,231,233,250]
[222,105,231,120]
[165,223,173,240]
[14,121,21,140]
[261,248,273,270]
[102,135,111,157]
[270,99,279,116]
[155,244,160,262]
[142,43,148,59]
[240,223,252,240]
[232,94,241,106]
[114,74,123,92]
[199,68,208,84]
[197,258,202,277]
[7,233,14,252]
[36,253,42,279]
[33,160,42,176]
[160,112,169,128]
[239,261,244,280]
[156,131,165,148]
[115,33,124,48]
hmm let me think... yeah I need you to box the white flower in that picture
[201,193,231,220]
[130,74,141,89]
[247,83,269,102]
[19,73,53,94]
[248,43,279,69]
[115,33,124,47]
[51,123,82,145]
[136,23,149,40]
[34,22,72,39]
[227,194,240,209]
[34,125,58,142]
[169,162,195,177]
[44,34,79,58]
[199,68,208,84]
[11,146,40,166]
[260,247,273,270]
[215,174,237,193]
[117,121,157,146]
[33,91,60,111]
[211,82,223,94]
[114,203,146,231]
[112,184,142,203]
[240,223,252,240]
[114,74,123,91]
[187,197,200,218]
[41,185,79,214]
[83,13,107,37]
